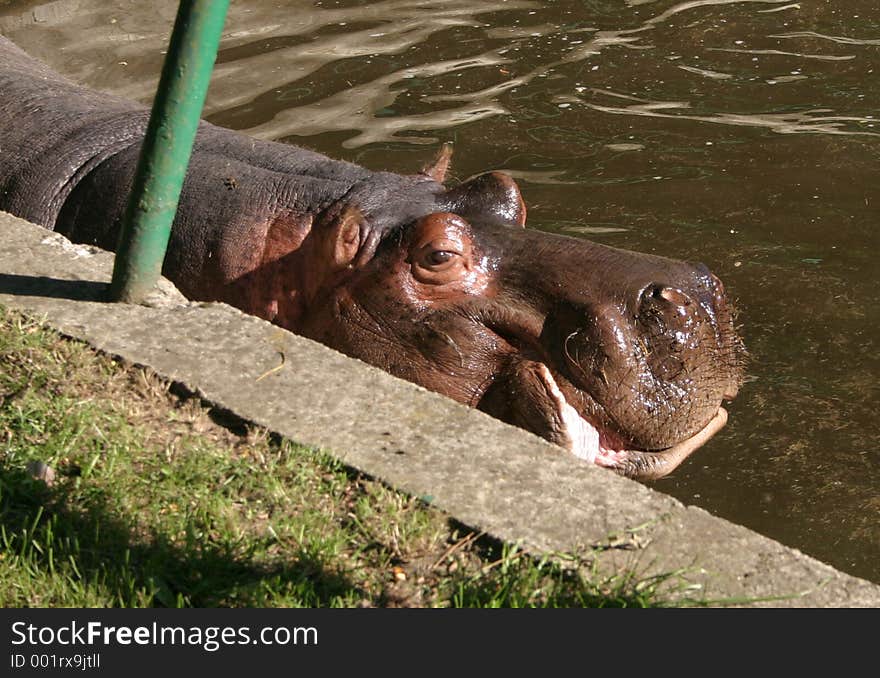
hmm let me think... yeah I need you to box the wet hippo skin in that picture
[0,36,744,480]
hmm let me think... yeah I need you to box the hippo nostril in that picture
[658,287,692,307]
[642,284,693,310]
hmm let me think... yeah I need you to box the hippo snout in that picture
[481,236,746,473]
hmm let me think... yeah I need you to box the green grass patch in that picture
[0,307,699,607]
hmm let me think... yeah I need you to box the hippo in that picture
[0,36,744,480]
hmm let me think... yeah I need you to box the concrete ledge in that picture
[2,210,878,607]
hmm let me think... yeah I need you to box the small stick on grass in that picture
[431,531,485,570]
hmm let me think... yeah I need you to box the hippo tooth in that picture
[537,364,600,464]
[537,364,632,469]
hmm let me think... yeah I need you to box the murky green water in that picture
[2,0,878,583]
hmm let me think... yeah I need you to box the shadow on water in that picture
[1,0,878,582]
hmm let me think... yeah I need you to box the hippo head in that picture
[292,152,745,481]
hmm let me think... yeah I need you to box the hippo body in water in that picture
[0,36,744,480]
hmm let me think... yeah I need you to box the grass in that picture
[0,306,700,607]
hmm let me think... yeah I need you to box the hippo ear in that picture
[441,171,526,228]
[330,207,361,268]
[421,143,453,183]
[323,205,380,270]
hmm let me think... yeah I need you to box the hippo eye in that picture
[416,244,462,271]
[410,232,471,284]
[426,250,456,267]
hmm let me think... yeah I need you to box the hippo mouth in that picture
[536,365,728,481]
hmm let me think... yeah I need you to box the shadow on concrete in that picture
[0,273,108,302]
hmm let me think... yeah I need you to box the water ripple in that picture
[709,47,856,61]
[558,89,879,137]
[770,31,880,46]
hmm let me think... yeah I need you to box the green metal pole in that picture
[109,0,230,303]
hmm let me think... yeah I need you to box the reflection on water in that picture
[563,89,878,136]
[771,31,880,45]
[2,0,879,583]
